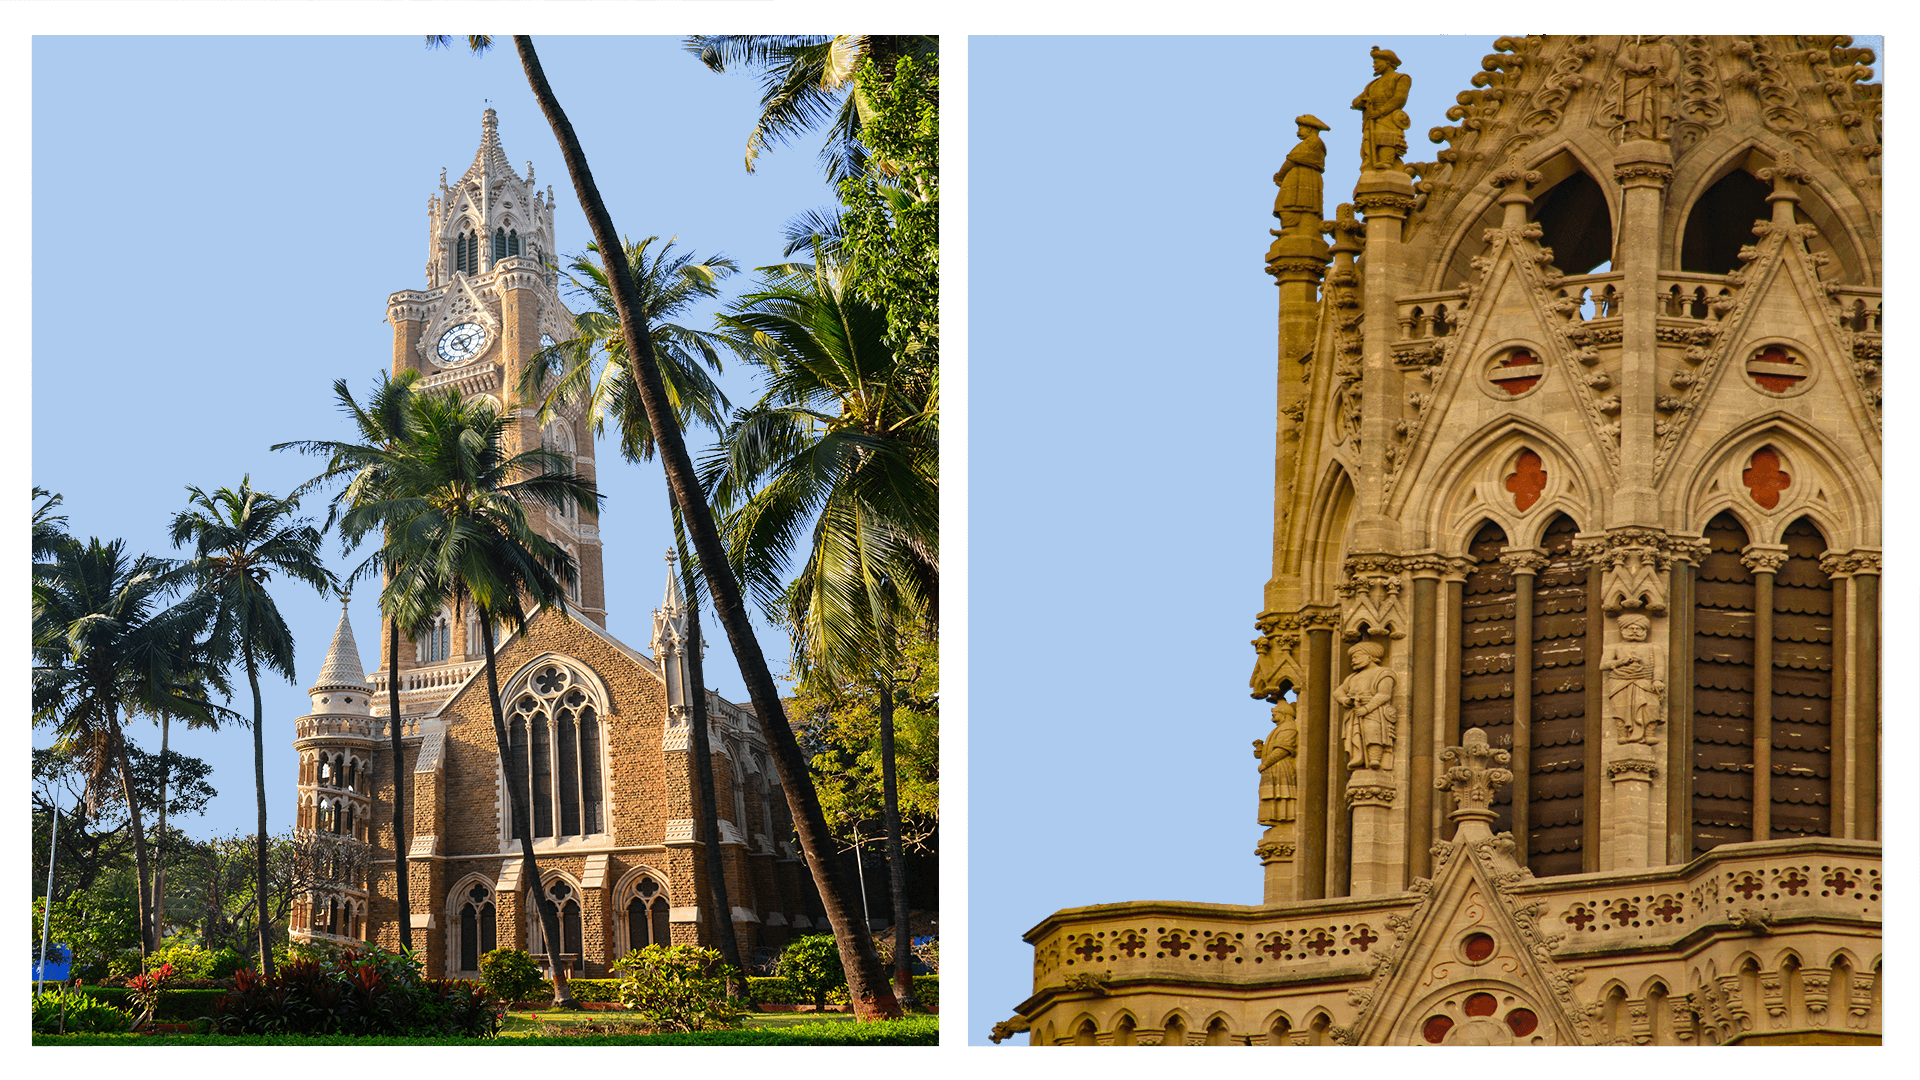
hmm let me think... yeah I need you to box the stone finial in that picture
[1437,728,1512,837]
[310,597,372,695]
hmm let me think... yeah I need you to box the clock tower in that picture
[381,108,607,666]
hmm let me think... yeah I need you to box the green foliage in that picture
[479,947,545,1003]
[839,54,939,369]
[33,888,140,983]
[76,986,230,1021]
[613,944,742,1032]
[212,943,499,1038]
[33,986,133,1034]
[34,1014,940,1046]
[145,939,244,981]
[526,977,622,1003]
[790,634,939,849]
[776,934,847,1009]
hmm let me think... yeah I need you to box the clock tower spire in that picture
[379,109,606,693]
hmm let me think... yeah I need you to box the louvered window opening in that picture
[1769,517,1832,839]
[1528,514,1587,876]
[454,229,481,274]
[505,665,605,841]
[1692,513,1755,856]
[493,227,521,259]
[1459,522,1517,836]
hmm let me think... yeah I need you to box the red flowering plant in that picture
[126,961,176,1028]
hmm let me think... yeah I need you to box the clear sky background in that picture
[967,33,1893,1046]
[31,36,849,847]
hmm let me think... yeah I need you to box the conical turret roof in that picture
[310,599,372,694]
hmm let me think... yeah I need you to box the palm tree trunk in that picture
[388,617,412,952]
[248,651,274,977]
[681,557,751,1003]
[478,616,574,1007]
[510,33,898,1020]
[111,720,157,958]
[154,714,169,949]
[879,680,915,1008]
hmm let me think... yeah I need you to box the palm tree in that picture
[32,537,230,956]
[523,234,756,993]
[338,386,597,1007]
[684,35,939,182]
[169,480,337,974]
[705,255,937,1005]
[435,33,901,1018]
[275,370,432,952]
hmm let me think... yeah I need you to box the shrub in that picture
[521,977,622,1004]
[77,986,230,1021]
[212,943,499,1038]
[478,947,544,1003]
[613,944,741,1032]
[777,934,846,1010]
[33,986,133,1034]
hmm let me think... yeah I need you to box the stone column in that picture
[1742,544,1787,840]
[1352,170,1416,552]
[1611,141,1673,526]
[1501,549,1547,862]
[1822,548,1881,839]
[1605,742,1658,870]
[1405,560,1443,880]
[1257,823,1297,906]
[1302,622,1334,899]
[1264,228,1331,618]
[1346,771,1399,895]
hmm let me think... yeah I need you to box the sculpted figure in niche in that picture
[1611,36,1679,142]
[1255,699,1300,824]
[1601,613,1666,743]
[1272,115,1330,235]
[1351,47,1412,172]
[1335,640,1397,770]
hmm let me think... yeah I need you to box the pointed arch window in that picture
[456,883,497,972]
[1528,514,1589,876]
[494,227,508,261]
[528,879,584,976]
[1691,512,1756,855]
[506,663,606,840]
[1458,521,1518,836]
[621,874,672,956]
[417,609,452,664]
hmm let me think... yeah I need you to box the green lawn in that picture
[33,1013,937,1046]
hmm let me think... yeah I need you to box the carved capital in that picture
[1255,840,1296,862]
[1401,553,1452,578]
[1740,544,1790,575]
[1265,254,1331,284]
[1605,758,1660,781]
[1499,549,1549,576]
[1612,161,1675,186]
[1819,548,1881,577]
[1345,782,1397,809]
[1353,190,1417,217]
[1488,152,1543,191]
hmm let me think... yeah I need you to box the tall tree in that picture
[275,370,433,952]
[337,386,596,1007]
[705,253,938,1005]
[32,537,227,956]
[170,479,337,975]
[684,35,939,183]
[435,33,901,1018]
[524,234,755,993]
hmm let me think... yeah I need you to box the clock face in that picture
[436,322,488,366]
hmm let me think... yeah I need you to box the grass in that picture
[34,1012,937,1046]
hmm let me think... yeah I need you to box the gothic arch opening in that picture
[1533,170,1613,276]
[1692,511,1756,855]
[1679,169,1771,274]
[1528,513,1588,876]
[1458,520,1517,838]
[1769,516,1833,839]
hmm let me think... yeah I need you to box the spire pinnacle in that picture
[310,602,372,694]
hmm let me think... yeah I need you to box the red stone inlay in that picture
[1506,1008,1539,1037]
[1464,992,1499,1017]
[1463,932,1496,962]
[1506,449,1547,512]
[1491,350,1544,395]
[1742,447,1791,509]
[1749,346,1807,393]
[1424,1015,1454,1043]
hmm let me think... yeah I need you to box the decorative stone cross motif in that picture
[1073,936,1102,961]
[1117,931,1148,958]
[1205,935,1237,961]
[1262,934,1290,961]
[1160,931,1192,957]
[1742,447,1792,509]
[1565,906,1596,931]
[1305,929,1336,956]
[1350,926,1379,952]
[1437,727,1514,831]
[1652,896,1684,922]
[1778,868,1808,895]
[1824,868,1857,894]
[1733,873,1766,900]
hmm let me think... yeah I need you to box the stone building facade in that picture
[1010,36,1879,1046]
[288,111,823,977]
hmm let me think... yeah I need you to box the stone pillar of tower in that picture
[1351,169,1416,552]
[1609,139,1671,526]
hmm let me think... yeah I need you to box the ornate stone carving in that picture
[1353,47,1413,172]
[1605,36,1679,142]
[1255,840,1296,861]
[1345,778,1397,808]
[1336,641,1397,771]
[1272,115,1330,236]
[1611,161,1675,184]
[1740,546,1789,575]
[1601,613,1666,744]
[1256,700,1300,824]
[1605,757,1659,780]
[1819,548,1881,577]
[1438,728,1513,828]
[1336,556,1406,641]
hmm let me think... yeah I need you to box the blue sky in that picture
[31,36,848,846]
[966,33,1894,1046]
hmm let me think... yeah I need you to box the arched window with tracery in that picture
[619,873,672,956]
[456,882,497,972]
[417,609,452,664]
[1768,516,1833,838]
[505,662,606,840]
[527,878,584,976]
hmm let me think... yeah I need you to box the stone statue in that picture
[1272,115,1330,235]
[1335,640,1397,770]
[1351,47,1412,172]
[1600,613,1666,744]
[1255,700,1300,824]
[1611,36,1679,142]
